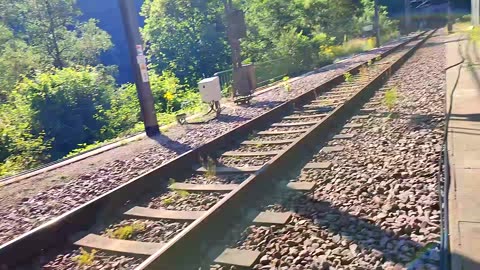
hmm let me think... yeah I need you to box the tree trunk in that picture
[44,0,64,68]
[374,0,381,47]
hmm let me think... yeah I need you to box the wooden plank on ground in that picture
[294,108,333,114]
[283,113,327,120]
[304,103,340,109]
[169,183,239,192]
[257,129,309,135]
[74,234,163,256]
[214,248,261,267]
[241,139,295,145]
[222,150,280,157]
[304,162,332,170]
[195,166,262,174]
[311,98,345,103]
[124,207,205,221]
[271,121,318,127]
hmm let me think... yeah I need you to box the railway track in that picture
[0,30,437,269]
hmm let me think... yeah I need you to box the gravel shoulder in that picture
[0,36,414,246]
[210,30,446,270]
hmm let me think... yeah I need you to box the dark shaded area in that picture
[78,0,145,84]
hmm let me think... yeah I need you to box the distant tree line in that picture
[0,0,399,176]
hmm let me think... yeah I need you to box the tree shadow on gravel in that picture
[275,190,439,268]
[246,100,283,109]
[149,134,193,154]
[214,113,252,123]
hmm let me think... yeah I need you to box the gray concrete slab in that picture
[214,248,261,267]
[447,32,480,270]
[253,212,292,225]
[287,182,316,191]
[304,162,332,170]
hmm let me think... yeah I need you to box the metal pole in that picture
[447,0,452,32]
[118,0,160,137]
[374,0,381,47]
[404,0,411,33]
[473,0,480,26]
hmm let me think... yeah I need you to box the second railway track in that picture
[1,30,438,269]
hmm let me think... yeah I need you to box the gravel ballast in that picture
[0,35,419,248]
[211,31,445,270]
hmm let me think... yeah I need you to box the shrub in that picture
[0,66,116,168]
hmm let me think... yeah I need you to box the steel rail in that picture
[135,30,435,269]
[0,30,430,268]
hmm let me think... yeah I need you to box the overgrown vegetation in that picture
[72,248,97,267]
[383,86,399,117]
[344,72,354,83]
[108,222,146,240]
[0,0,400,177]
[282,76,291,92]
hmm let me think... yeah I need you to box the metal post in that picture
[447,0,452,32]
[374,0,381,47]
[404,0,411,33]
[473,0,480,26]
[118,0,160,137]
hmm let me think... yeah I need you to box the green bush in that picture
[1,66,116,164]
[103,71,202,137]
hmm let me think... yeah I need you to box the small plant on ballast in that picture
[375,55,382,62]
[109,222,146,240]
[383,86,399,117]
[359,65,368,80]
[201,156,217,179]
[175,190,190,198]
[162,197,175,205]
[72,248,97,267]
[367,59,373,66]
[344,72,353,83]
[282,76,291,92]
[168,178,190,198]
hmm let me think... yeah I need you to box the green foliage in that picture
[282,76,291,92]
[383,86,399,113]
[344,72,353,83]
[109,222,146,240]
[356,0,399,45]
[0,24,42,101]
[0,0,402,178]
[201,156,217,179]
[1,0,112,68]
[14,66,116,160]
[72,248,97,267]
[176,190,190,198]
[141,0,230,85]
[359,65,369,80]
[103,70,202,137]
[469,26,480,43]
[162,197,175,205]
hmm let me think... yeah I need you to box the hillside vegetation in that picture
[0,0,398,176]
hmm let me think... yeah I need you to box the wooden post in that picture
[118,0,160,137]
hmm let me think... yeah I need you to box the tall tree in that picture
[141,0,230,86]
[0,0,112,68]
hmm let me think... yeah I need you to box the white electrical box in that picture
[198,76,222,102]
